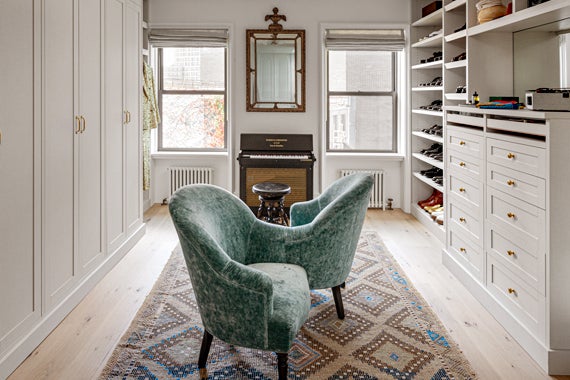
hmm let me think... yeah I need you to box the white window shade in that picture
[149,29,228,48]
[325,29,405,51]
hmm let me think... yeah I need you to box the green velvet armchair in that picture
[168,173,373,379]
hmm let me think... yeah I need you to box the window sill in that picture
[325,152,405,161]
[152,151,229,160]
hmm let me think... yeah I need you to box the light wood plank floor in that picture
[8,206,569,380]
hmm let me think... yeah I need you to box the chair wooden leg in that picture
[340,281,346,289]
[198,330,213,369]
[332,285,345,319]
[277,352,288,380]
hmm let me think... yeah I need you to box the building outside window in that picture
[325,29,404,153]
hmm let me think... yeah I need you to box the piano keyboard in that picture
[245,154,311,160]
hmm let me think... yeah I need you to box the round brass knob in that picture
[459,162,466,167]
[508,288,516,295]
[459,187,466,192]
[507,180,515,186]
[459,217,466,223]
[459,141,466,146]
[507,250,515,256]
[507,212,516,219]
[459,247,466,253]
[507,153,516,159]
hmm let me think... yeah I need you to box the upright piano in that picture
[237,134,316,209]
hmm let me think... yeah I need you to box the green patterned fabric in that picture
[168,173,372,354]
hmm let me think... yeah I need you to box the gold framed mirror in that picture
[246,8,305,112]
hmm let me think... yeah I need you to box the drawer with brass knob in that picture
[487,162,545,209]
[487,136,546,179]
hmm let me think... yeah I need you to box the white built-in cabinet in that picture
[43,0,104,312]
[0,0,145,377]
[443,107,570,375]
[105,0,143,253]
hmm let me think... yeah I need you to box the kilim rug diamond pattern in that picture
[100,231,476,379]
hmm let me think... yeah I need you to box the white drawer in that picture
[449,196,483,247]
[486,221,545,295]
[449,227,484,283]
[448,173,482,210]
[487,187,546,242]
[448,150,483,181]
[487,117,547,137]
[487,162,546,209]
[446,126,484,159]
[487,256,545,339]
[487,137,546,179]
[446,112,485,127]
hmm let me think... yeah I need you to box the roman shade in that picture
[324,29,405,51]
[148,28,228,47]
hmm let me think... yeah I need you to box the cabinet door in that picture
[105,0,126,252]
[43,0,76,311]
[77,0,104,274]
[124,0,142,234]
[0,0,39,350]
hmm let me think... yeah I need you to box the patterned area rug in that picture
[100,231,476,379]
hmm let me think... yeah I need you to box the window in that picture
[157,46,227,151]
[324,29,404,153]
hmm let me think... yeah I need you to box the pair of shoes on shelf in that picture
[421,124,443,136]
[425,51,442,63]
[420,143,442,155]
[420,167,442,178]
[430,207,444,220]
[452,52,466,62]
[454,24,466,33]
[418,189,443,208]
[432,175,444,185]
[419,99,442,111]
[419,76,442,87]
[456,85,467,93]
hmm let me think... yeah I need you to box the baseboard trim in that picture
[0,224,146,379]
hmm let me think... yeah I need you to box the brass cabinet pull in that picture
[459,141,466,146]
[75,116,81,134]
[80,116,86,133]
[459,247,467,253]
[124,111,129,124]
[0,129,2,144]
[507,152,516,159]
[507,180,515,186]
[507,288,516,295]
[459,187,466,192]
[127,110,131,123]
[507,212,516,219]
[507,250,516,256]
[459,162,466,167]
[459,217,466,223]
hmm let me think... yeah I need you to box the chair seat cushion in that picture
[247,263,310,353]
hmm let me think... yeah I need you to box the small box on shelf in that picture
[422,1,443,17]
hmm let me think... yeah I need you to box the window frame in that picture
[326,49,398,153]
[156,46,228,152]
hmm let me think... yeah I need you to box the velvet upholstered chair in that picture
[168,173,373,379]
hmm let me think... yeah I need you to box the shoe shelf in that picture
[412,34,443,48]
[412,8,443,27]
[412,131,443,144]
[412,153,444,170]
[444,30,466,43]
[412,86,444,92]
[411,203,445,242]
[444,0,466,12]
[412,109,443,117]
[412,171,444,193]
[412,61,443,70]
[445,60,467,70]
[445,93,468,101]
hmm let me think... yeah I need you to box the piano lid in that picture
[240,134,313,152]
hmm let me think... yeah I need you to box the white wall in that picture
[148,0,410,207]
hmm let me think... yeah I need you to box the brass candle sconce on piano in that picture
[246,8,306,112]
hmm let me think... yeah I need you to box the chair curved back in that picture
[288,173,374,289]
[169,185,275,349]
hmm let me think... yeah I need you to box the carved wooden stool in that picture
[252,182,291,226]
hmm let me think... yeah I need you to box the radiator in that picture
[340,169,385,210]
[168,167,213,196]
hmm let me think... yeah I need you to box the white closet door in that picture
[124,0,142,234]
[77,0,104,274]
[43,0,76,312]
[105,0,126,252]
[0,0,39,350]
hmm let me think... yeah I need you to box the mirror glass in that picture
[513,18,570,101]
[246,23,305,111]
